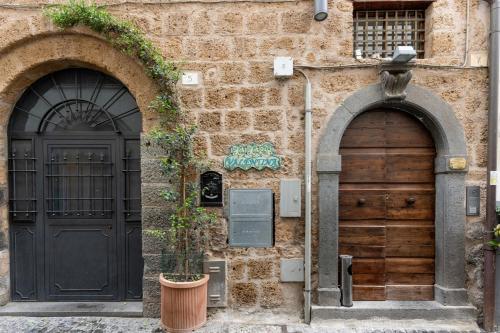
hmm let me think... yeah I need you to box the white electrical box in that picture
[181,71,199,85]
[273,57,294,78]
[280,179,301,217]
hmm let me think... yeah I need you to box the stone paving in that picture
[0,316,485,333]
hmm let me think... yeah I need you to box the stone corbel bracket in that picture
[379,62,414,100]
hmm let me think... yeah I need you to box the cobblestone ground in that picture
[0,317,486,333]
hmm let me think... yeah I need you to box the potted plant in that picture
[44,2,216,331]
[147,124,217,332]
[488,223,500,249]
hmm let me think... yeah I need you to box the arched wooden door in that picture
[339,109,436,301]
[8,68,143,301]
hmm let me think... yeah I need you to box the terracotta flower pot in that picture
[159,274,210,333]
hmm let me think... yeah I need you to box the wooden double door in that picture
[339,109,436,301]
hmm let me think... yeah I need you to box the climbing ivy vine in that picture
[45,1,216,281]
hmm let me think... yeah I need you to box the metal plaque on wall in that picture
[228,189,274,247]
[200,171,223,207]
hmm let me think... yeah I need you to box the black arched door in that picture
[9,68,142,301]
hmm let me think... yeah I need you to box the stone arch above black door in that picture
[8,68,143,301]
[316,83,469,307]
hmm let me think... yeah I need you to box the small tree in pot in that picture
[147,124,216,332]
[44,2,216,332]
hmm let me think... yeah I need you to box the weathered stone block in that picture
[142,183,170,207]
[225,111,251,131]
[163,13,189,35]
[240,87,265,108]
[281,11,311,33]
[197,39,230,60]
[179,88,203,109]
[266,87,282,106]
[248,62,274,84]
[205,88,238,109]
[220,63,246,84]
[254,110,282,131]
[246,13,278,34]
[210,134,233,156]
[142,206,173,229]
[229,259,246,280]
[248,259,273,279]
[260,281,283,308]
[231,282,257,306]
[143,254,162,276]
[192,12,213,35]
[198,112,222,132]
[233,37,258,59]
[143,301,160,318]
[141,158,167,183]
[215,13,243,34]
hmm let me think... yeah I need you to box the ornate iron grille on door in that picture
[8,68,142,301]
[46,148,113,218]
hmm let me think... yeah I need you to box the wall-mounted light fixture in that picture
[391,46,417,63]
[314,0,328,21]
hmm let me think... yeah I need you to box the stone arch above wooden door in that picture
[316,83,469,307]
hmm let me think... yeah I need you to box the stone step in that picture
[311,301,480,333]
[0,302,143,317]
[312,301,477,321]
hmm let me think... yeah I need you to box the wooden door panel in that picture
[386,226,434,246]
[352,258,385,274]
[341,128,385,147]
[339,109,435,301]
[386,273,434,285]
[339,226,386,245]
[386,193,434,220]
[385,258,434,274]
[339,192,386,220]
[353,286,386,300]
[354,273,385,285]
[340,154,385,183]
[385,153,435,183]
[386,285,433,300]
[385,127,435,147]
[339,245,386,258]
[385,245,435,258]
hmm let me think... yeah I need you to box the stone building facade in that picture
[0,0,491,326]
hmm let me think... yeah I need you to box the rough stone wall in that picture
[0,0,490,322]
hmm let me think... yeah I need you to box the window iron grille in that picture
[353,10,425,59]
[9,145,36,219]
[45,150,114,218]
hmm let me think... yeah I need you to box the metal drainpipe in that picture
[296,69,312,324]
[485,1,500,331]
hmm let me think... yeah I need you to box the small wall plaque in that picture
[200,171,223,207]
[449,157,467,170]
[223,142,281,171]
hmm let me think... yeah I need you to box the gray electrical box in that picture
[466,186,480,216]
[203,260,226,307]
[228,189,274,247]
[280,258,304,282]
[280,179,301,217]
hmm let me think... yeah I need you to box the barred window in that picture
[353,10,425,59]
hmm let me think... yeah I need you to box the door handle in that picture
[406,197,416,206]
[357,198,366,206]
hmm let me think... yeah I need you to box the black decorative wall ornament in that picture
[200,171,223,207]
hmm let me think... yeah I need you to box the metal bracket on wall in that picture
[203,260,227,307]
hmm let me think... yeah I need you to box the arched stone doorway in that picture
[8,68,142,301]
[316,83,469,307]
